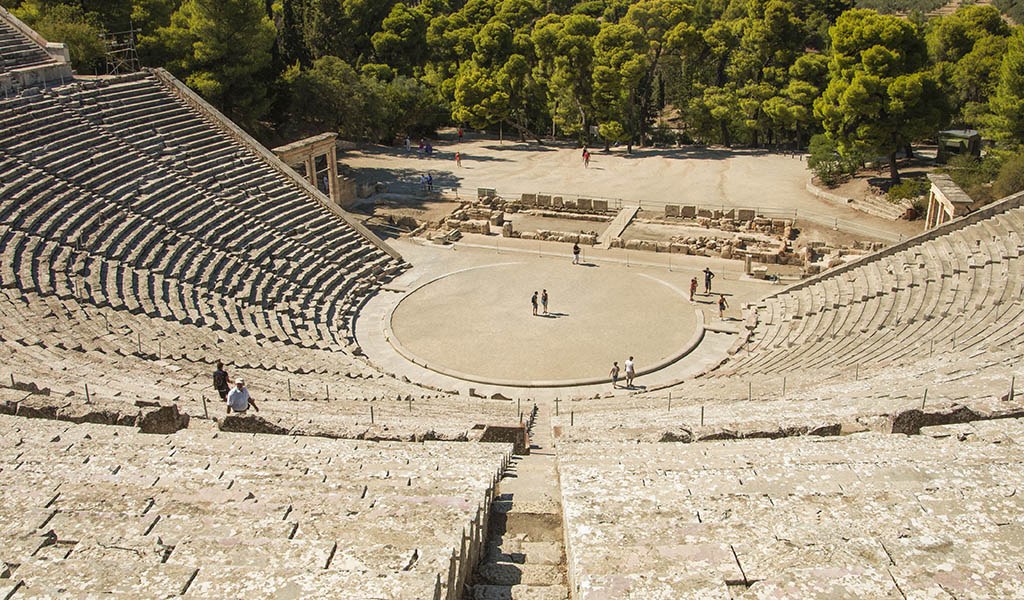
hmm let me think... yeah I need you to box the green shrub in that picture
[888,178,929,202]
[994,153,1024,198]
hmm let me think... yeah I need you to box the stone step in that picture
[477,562,564,587]
[495,512,564,543]
[471,583,569,600]
[484,540,564,566]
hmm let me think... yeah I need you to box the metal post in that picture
[921,388,928,410]
[700,405,705,427]
[570,411,574,426]
[202,396,208,419]
[667,392,671,412]
[748,381,752,402]
[157,340,161,358]
[288,379,292,400]
[1010,376,1016,403]
[326,384,330,400]
[85,383,90,403]
[10,374,14,386]
[517,398,521,415]
[782,376,786,398]
[555,397,559,416]
[137,332,141,354]
[855,364,858,380]
[370,406,375,424]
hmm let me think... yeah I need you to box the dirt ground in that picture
[341,132,924,247]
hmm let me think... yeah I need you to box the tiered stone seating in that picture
[554,194,1024,441]
[0,414,511,598]
[558,425,1024,598]
[0,67,486,432]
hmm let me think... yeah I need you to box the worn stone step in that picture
[498,512,564,543]
[477,562,564,586]
[471,583,569,600]
[484,540,564,566]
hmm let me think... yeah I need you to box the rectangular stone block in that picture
[478,187,496,200]
[552,196,564,208]
[577,198,593,211]
[697,209,714,218]
[737,209,756,221]
[665,205,681,218]
[537,194,551,207]
[592,199,608,212]
[681,206,697,218]
[563,198,578,209]
[521,193,536,206]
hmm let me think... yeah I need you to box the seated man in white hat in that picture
[226,378,259,414]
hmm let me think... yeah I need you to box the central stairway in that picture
[466,404,569,600]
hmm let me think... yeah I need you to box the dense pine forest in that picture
[8,0,1024,184]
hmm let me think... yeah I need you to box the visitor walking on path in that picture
[226,379,259,414]
[531,291,539,316]
[541,289,549,315]
[426,173,433,192]
[703,267,715,294]
[455,152,462,167]
[689,277,698,302]
[624,356,636,388]
[572,243,581,264]
[718,295,729,319]
[583,150,590,168]
[610,362,620,389]
[213,361,231,402]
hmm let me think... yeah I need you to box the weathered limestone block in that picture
[137,403,189,434]
[521,193,536,206]
[460,219,491,235]
[502,222,513,237]
[737,209,756,220]
[476,424,529,454]
[579,234,597,245]
[656,241,671,253]
[889,404,980,435]
[552,196,563,208]
[592,199,609,212]
[58,401,136,427]
[681,205,697,218]
[577,198,593,211]
[670,243,691,254]
[219,413,291,435]
[624,239,643,250]
[720,245,734,259]
[537,194,551,207]
[610,238,624,248]
[563,198,578,209]
[697,208,714,218]
[665,205,681,218]
[489,211,505,226]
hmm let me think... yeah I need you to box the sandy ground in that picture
[341,134,925,243]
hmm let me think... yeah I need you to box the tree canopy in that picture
[9,0,1024,176]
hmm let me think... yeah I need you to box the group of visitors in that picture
[688,267,729,318]
[530,289,550,316]
[609,356,636,388]
[213,361,259,414]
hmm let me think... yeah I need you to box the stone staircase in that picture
[466,404,569,600]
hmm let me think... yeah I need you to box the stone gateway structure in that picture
[925,172,975,229]
[273,132,354,209]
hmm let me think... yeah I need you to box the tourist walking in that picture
[531,291,539,316]
[226,379,259,414]
[212,361,231,402]
[583,150,590,168]
[426,173,433,192]
[610,362,620,389]
[624,356,636,388]
[458,127,464,143]
[718,294,729,319]
[455,151,462,167]
[703,267,715,294]
[404,136,411,152]
[541,289,549,315]
[689,277,698,302]
[572,243,581,264]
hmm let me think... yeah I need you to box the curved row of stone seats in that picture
[0,73,402,353]
[551,335,1022,442]
[558,427,1024,599]
[0,414,510,599]
[0,288,531,440]
[724,200,1024,378]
